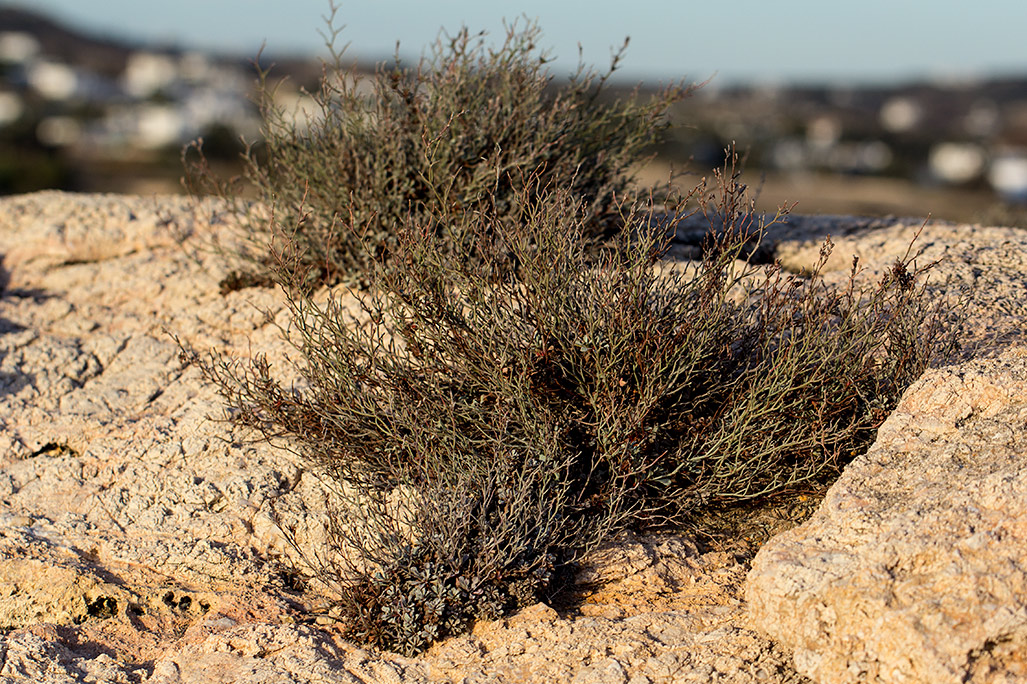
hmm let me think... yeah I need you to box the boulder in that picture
[746,346,1027,683]
[3,190,1027,682]
[742,214,1027,683]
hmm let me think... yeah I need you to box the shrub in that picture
[181,3,961,657]
[186,152,959,654]
[184,5,693,289]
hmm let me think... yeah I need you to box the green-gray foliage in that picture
[182,8,959,656]
[189,165,957,654]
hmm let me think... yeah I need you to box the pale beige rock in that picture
[746,346,1027,683]
[0,191,803,683]
[764,214,1027,353]
[2,191,1026,682]
[423,533,806,684]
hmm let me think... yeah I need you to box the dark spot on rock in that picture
[85,595,118,619]
[280,569,306,594]
[163,590,197,612]
[220,269,274,294]
[28,442,79,459]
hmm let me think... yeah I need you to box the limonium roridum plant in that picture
[182,6,960,655]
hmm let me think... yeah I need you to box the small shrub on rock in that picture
[183,6,960,657]
[188,160,958,654]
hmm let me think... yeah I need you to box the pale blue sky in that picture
[10,0,1027,85]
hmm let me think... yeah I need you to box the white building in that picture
[0,31,39,63]
[0,91,23,126]
[989,150,1027,202]
[134,103,187,149]
[122,52,179,98]
[880,96,922,134]
[27,60,78,100]
[928,143,987,184]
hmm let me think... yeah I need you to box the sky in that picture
[9,0,1027,86]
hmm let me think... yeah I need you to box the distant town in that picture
[2,6,1027,221]
[670,76,1027,203]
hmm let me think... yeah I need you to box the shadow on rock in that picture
[659,211,914,264]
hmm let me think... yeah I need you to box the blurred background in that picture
[2,0,1027,224]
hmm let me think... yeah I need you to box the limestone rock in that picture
[746,346,1027,683]
[3,190,1026,682]
[0,191,804,683]
[759,214,1027,353]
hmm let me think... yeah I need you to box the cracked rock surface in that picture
[1,191,1025,682]
[747,346,1027,683]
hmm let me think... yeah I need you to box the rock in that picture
[0,191,806,683]
[2,190,1026,682]
[423,531,806,683]
[757,214,1027,355]
[746,346,1027,683]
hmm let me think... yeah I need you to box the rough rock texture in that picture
[746,346,1027,684]
[0,192,806,683]
[1,191,1026,682]
[743,213,1027,681]
[765,214,1027,354]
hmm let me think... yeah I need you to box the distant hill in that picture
[0,6,137,77]
[0,5,341,90]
